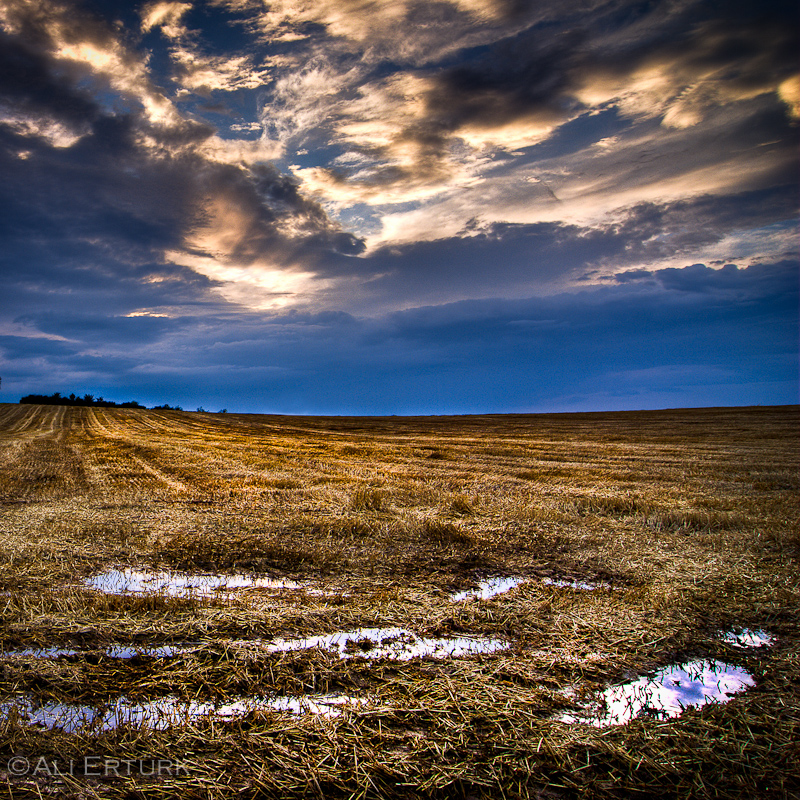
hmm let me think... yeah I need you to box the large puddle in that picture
[85,568,610,602]
[84,568,307,598]
[558,659,755,727]
[1,629,508,664]
[261,627,509,661]
[1,694,367,733]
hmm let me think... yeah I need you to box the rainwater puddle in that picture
[85,568,306,598]
[543,577,607,591]
[266,695,368,716]
[261,627,509,661]
[2,644,198,660]
[104,644,198,659]
[720,629,773,649]
[558,659,755,728]
[3,629,509,665]
[3,647,81,659]
[451,577,525,602]
[0,694,366,733]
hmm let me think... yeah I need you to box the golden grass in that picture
[0,403,797,798]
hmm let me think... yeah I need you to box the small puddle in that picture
[451,577,525,602]
[720,628,773,649]
[558,659,755,727]
[261,627,509,661]
[85,568,306,598]
[543,577,607,591]
[1,693,367,733]
[104,644,198,659]
[2,644,199,660]
[3,647,81,659]
[265,695,368,716]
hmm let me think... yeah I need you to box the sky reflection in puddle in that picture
[1,693,367,732]
[558,659,755,727]
[451,577,525,602]
[720,629,773,648]
[84,568,306,598]
[4,647,81,659]
[2,629,508,664]
[262,627,509,661]
[2,644,198,660]
[542,577,607,591]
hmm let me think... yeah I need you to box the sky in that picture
[0,0,797,415]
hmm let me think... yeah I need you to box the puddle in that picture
[261,627,509,661]
[84,568,306,598]
[542,577,607,591]
[103,644,198,659]
[264,695,368,716]
[4,629,509,665]
[0,693,366,733]
[720,629,773,649]
[451,577,525,602]
[558,659,755,727]
[3,647,81,659]
[2,644,198,660]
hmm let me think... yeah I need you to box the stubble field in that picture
[0,403,798,799]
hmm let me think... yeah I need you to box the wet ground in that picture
[0,565,773,734]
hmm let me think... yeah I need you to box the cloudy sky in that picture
[0,0,797,414]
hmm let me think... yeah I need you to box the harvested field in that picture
[0,403,798,798]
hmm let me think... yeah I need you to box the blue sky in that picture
[0,0,797,413]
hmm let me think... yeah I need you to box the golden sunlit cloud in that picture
[164,249,327,310]
[778,75,799,119]
[0,0,184,129]
[366,115,796,250]
[171,49,272,92]
[223,0,512,63]
[0,109,87,147]
[199,134,284,165]
[140,1,192,35]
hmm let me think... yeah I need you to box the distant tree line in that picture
[18,392,182,410]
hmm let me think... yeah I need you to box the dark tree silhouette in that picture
[19,392,147,409]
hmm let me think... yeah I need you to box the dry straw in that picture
[0,403,797,798]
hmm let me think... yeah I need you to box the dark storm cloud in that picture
[347,259,798,413]
[0,4,196,259]
[0,0,373,372]
[651,261,798,296]
[606,186,799,248]
[422,26,581,132]
[613,269,653,283]
[0,30,100,127]
[0,121,200,288]
[3,251,795,412]
[83,259,798,413]
[333,185,798,307]
[198,162,365,266]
